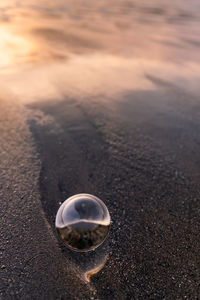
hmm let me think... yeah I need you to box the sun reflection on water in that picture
[0,27,36,68]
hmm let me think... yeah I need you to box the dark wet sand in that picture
[0,98,98,299]
[26,77,200,299]
[1,77,200,299]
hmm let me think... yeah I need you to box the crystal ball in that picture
[55,194,111,252]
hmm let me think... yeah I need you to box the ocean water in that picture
[0,0,200,104]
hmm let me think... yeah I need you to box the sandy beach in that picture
[0,1,200,299]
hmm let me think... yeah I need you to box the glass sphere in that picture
[55,194,111,252]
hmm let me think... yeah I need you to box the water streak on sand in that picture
[84,255,108,283]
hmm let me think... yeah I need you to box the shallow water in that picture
[0,0,200,103]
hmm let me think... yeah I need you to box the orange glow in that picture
[0,27,36,69]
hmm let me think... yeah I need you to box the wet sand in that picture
[0,97,97,299]
[0,1,200,299]
[26,81,200,299]
[1,63,200,300]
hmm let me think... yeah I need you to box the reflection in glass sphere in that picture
[55,194,111,252]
